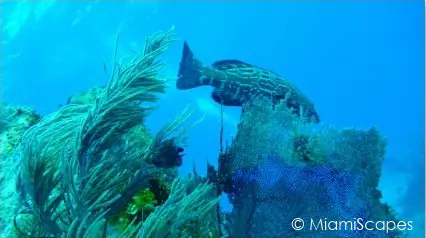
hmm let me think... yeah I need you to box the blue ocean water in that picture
[1,1,425,237]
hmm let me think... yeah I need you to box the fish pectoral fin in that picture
[211,89,225,104]
[211,89,241,106]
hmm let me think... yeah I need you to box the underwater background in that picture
[1,1,425,237]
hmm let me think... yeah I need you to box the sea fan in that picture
[228,154,367,237]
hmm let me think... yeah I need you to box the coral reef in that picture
[1,28,407,238]
[0,103,41,154]
[0,103,41,235]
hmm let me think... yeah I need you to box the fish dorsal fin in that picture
[212,59,255,71]
[212,59,277,75]
[212,59,284,81]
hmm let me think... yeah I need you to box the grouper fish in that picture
[176,41,320,123]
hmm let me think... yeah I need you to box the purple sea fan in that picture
[227,154,396,238]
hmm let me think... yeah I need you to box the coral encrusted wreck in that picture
[214,99,403,238]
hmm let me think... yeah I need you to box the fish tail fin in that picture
[176,41,205,89]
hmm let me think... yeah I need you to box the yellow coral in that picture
[109,188,157,232]
[108,178,172,234]
[127,189,157,215]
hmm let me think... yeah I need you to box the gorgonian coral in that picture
[8,28,209,238]
[228,154,367,237]
[141,176,219,238]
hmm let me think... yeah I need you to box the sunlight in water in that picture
[2,1,56,40]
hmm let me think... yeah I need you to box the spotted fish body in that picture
[176,41,320,123]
